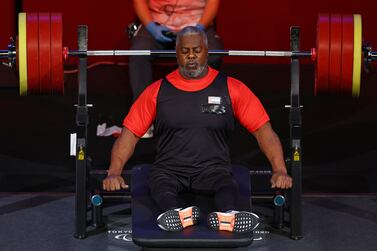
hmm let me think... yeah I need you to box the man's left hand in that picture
[270,171,292,189]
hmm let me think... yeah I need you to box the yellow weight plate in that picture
[18,13,28,96]
[352,14,362,98]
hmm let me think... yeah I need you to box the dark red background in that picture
[1,0,376,64]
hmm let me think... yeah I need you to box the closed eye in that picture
[181,48,189,54]
[194,47,201,53]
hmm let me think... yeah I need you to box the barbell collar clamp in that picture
[285,105,304,108]
[369,51,377,61]
[74,104,93,107]
[0,50,15,58]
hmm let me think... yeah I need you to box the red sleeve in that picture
[123,80,162,137]
[228,77,270,133]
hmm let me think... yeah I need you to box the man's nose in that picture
[187,50,196,59]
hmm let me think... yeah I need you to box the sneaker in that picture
[141,125,154,138]
[207,210,259,233]
[157,206,200,232]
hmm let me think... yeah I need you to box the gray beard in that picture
[179,64,208,79]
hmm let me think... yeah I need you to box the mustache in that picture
[185,61,199,66]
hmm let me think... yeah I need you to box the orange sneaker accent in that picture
[179,207,194,228]
[217,214,235,231]
[157,206,200,232]
[207,211,259,233]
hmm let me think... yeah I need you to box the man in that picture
[129,0,223,139]
[103,26,292,233]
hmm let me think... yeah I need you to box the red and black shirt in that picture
[124,67,269,173]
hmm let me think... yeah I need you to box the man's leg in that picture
[192,167,259,233]
[148,169,200,231]
[129,27,166,138]
[191,167,239,211]
[129,27,161,101]
[148,169,183,211]
[206,26,224,70]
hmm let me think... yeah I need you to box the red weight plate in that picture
[340,15,354,96]
[328,14,342,95]
[38,13,52,95]
[50,13,64,95]
[315,14,330,95]
[26,13,40,95]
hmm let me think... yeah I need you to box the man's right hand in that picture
[102,175,129,191]
[146,22,173,43]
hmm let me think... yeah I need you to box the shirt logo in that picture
[208,96,221,104]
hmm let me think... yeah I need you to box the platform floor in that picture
[0,193,376,251]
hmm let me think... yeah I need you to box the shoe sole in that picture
[207,211,259,233]
[157,206,200,232]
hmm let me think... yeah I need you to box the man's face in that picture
[176,33,208,79]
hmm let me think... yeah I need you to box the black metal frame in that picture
[74,25,89,239]
[288,26,303,240]
[73,26,303,240]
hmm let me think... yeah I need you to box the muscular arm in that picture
[103,127,140,191]
[198,0,220,28]
[133,0,153,26]
[252,122,292,189]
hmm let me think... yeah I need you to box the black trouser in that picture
[148,166,239,213]
[129,26,224,100]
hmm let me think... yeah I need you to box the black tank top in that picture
[154,72,235,175]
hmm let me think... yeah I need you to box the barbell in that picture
[1,12,376,97]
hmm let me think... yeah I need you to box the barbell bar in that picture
[0,50,313,57]
[0,12,376,97]
[66,49,312,57]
